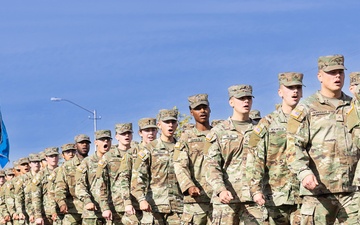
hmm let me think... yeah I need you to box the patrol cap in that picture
[138,118,157,130]
[188,94,209,109]
[74,134,91,143]
[38,151,46,161]
[228,84,254,99]
[318,54,346,72]
[0,170,5,177]
[61,143,77,152]
[44,147,59,156]
[115,123,133,134]
[278,72,305,87]
[18,157,29,165]
[349,72,360,86]
[5,168,14,176]
[28,153,41,162]
[250,110,261,120]
[95,130,112,140]
[157,109,178,121]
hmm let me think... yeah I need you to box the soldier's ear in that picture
[317,71,323,83]
[278,88,283,98]
[229,97,234,108]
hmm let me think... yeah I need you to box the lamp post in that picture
[50,97,101,143]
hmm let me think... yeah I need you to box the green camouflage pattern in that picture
[317,54,346,72]
[15,172,37,220]
[138,118,157,130]
[349,72,360,86]
[4,176,19,218]
[157,109,178,121]
[228,85,253,99]
[247,104,301,206]
[278,72,304,86]
[286,91,359,196]
[95,130,111,140]
[131,138,184,213]
[115,123,133,134]
[204,118,255,204]
[75,154,103,219]
[188,94,209,109]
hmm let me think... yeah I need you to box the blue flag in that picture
[0,111,10,168]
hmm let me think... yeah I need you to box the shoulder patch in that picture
[98,158,107,168]
[205,132,216,143]
[138,150,149,161]
[290,106,306,122]
[253,123,267,138]
[77,163,87,174]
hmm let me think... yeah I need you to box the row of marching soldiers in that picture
[1,53,360,225]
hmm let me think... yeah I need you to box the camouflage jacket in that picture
[31,167,58,218]
[15,172,36,217]
[205,117,256,204]
[97,146,133,213]
[55,154,83,214]
[0,183,10,219]
[4,176,18,216]
[75,153,102,219]
[286,91,359,195]
[247,105,300,206]
[173,127,212,203]
[131,138,184,213]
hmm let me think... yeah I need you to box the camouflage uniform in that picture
[286,55,359,225]
[0,170,10,224]
[205,85,267,225]
[4,167,21,225]
[97,123,139,225]
[131,109,183,225]
[55,154,84,225]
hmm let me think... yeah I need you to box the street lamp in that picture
[50,97,101,142]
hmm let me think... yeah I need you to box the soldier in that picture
[5,168,15,182]
[75,130,112,225]
[247,73,304,225]
[97,123,140,224]
[15,154,41,225]
[62,144,76,161]
[204,84,267,224]
[286,54,359,224]
[249,110,262,123]
[138,118,158,149]
[132,109,184,224]
[32,147,60,225]
[55,135,91,225]
[173,94,213,224]
[0,170,11,224]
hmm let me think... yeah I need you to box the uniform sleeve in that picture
[54,166,68,208]
[96,157,110,211]
[5,182,16,216]
[286,106,314,182]
[31,173,43,218]
[131,149,151,203]
[75,161,93,205]
[204,131,227,196]
[14,178,24,214]
[47,170,58,215]
[247,122,268,197]
[173,139,196,195]
[115,153,133,206]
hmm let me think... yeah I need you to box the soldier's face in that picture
[318,69,344,94]
[190,104,210,124]
[5,174,14,181]
[0,177,5,185]
[158,120,178,138]
[116,131,133,147]
[46,154,59,167]
[139,128,157,144]
[96,137,112,154]
[76,141,90,156]
[20,163,30,174]
[278,84,302,108]
[229,96,252,115]
[62,150,76,161]
[30,161,41,173]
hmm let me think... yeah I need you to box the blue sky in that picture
[1,1,360,167]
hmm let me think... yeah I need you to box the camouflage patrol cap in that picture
[228,84,254,99]
[188,94,209,109]
[61,143,77,152]
[5,168,14,176]
[18,157,29,165]
[318,54,346,72]
[38,151,46,161]
[278,72,304,87]
[250,110,261,120]
[74,134,91,143]
[138,118,157,130]
[13,160,19,168]
[95,130,112,140]
[28,153,41,162]
[157,109,178,121]
[115,123,133,134]
[44,147,59,156]
[0,170,5,177]
[349,72,360,86]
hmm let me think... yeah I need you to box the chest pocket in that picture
[268,127,287,159]
[108,158,121,179]
[220,134,243,166]
[151,150,170,173]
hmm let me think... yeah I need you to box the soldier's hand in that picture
[51,213,57,221]
[18,213,25,220]
[12,213,19,220]
[140,200,152,212]
[59,204,68,213]
[85,202,97,211]
[219,190,233,204]
[125,205,135,215]
[29,215,35,223]
[4,215,10,222]
[102,210,112,221]
[253,193,265,206]
[302,174,318,190]
[35,218,44,225]
[188,186,201,197]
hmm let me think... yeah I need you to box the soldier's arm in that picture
[54,166,69,208]
[96,157,110,212]
[5,182,16,217]
[75,161,93,206]
[173,139,196,195]
[131,149,150,203]
[47,170,59,215]
[14,179,25,215]
[204,131,227,197]
[31,173,43,219]
[116,153,133,207]
[286,106,313,182]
